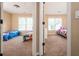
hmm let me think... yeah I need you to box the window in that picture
[26,18,33,31]
[18,17,33,31]
[48,17,62,31]
[18,17,26,31]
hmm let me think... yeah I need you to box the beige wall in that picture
[44,15,67,35]
[71,2,79,56]
[2,11,12,32]
[2,11,32,33]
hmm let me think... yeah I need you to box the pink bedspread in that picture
[56,27,67,38]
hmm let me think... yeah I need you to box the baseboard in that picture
[0,53,3,56]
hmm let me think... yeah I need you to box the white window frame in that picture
[18,17,33,31]
[48,17,62,31]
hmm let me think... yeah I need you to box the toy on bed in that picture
[56,27,67,38]
[3,30,20,41]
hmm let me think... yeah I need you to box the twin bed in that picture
[3,30,20,41]
[3,30,32,41]
[56,27,67,38]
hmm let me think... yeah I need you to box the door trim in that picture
[32,2,38,56]
[1,2,3,55]
[39,2,44,56]
[67,2,71,56]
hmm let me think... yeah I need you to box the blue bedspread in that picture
[3,31,20,41]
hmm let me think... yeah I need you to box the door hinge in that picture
[42,21,45,25]
[43,2,45,4]
[42,42,45,46]
[0,53,3,56]
[0,19,3,24]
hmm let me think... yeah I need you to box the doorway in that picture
[39,2,71,56]
[1,2,36,56]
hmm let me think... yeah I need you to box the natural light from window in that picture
[18,17,33,31]
[48,17,62,31]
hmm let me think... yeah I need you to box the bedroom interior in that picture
[2,2,34,56]
[44,2,67,56]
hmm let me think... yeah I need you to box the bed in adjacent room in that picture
[56,27,67,38]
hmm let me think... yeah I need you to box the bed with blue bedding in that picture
[3,30,20,41]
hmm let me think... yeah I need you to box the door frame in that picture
[39,2,44,56]
[39,2,71,56]
[0,2,3,55]
[67,2,71,56]
[32,2,39,56]
[0,2,37,56]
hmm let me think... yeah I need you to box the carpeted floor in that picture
[3,36,32,56]
[44,34,67,56]
[3,35,67,56]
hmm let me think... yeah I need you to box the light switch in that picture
[75,10,79,18]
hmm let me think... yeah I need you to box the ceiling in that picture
[44,2,67,15]
[3,2,67,15]
[3,2,34,14]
